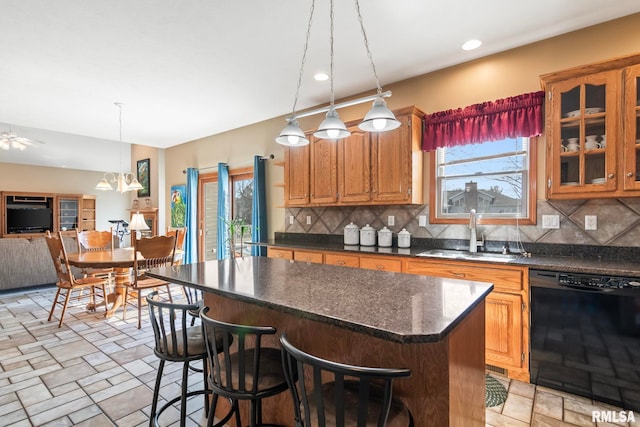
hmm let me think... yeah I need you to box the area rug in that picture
[486,374,508,407]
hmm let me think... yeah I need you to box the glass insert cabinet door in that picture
[623,63,640,191]
[549,70,618,194]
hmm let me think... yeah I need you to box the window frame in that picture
[428,137,537,225]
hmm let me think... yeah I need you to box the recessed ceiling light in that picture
[314,72,329,81]
[462,39,482,51]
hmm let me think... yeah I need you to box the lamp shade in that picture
[313,108,351,140]
[127,177,144,191]
[129,212,150,231]
[276,119,309,147]
[358,97,401,132]
[95,177,113,191]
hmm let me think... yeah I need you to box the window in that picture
[230,171,254,256]
[430,137,536,225]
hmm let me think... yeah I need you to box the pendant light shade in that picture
[313,108,350,139]
[358,96,401,132]
[95,177,113,191]
[276,119,309,147]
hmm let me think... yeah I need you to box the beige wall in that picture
[0,162,130,230]
[164,13,640,239]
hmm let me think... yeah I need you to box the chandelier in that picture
[0,127,45,151]
[276,0,400,147]
[95,103,143,193]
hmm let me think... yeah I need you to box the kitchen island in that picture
[146,256,493,426]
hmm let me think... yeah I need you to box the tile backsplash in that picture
[284,198,640,247]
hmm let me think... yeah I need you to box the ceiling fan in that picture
[0,128,45,151]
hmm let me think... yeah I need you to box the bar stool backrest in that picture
[146,290,204,362]
[200,307,277,400]
[279,334,412,427]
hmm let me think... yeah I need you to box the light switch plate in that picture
[542,214,560,229]
[289,215,294,225]
[388,216,395,226]
[585,215,597,230]
[419,215,427,227]
[306,215,311,225]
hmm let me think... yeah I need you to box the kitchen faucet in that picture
[469,209,477,253]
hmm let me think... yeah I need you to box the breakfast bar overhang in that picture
[146,257,493,426]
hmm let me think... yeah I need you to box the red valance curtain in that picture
[422,91,545,151]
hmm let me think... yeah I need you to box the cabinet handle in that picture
[303,257,310,262]
[608,173,615,179]
[376,265,385,270]
[336,261,345,265]
[627,172,633,178]
[453,272,465,278]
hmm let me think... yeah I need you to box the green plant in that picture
[221,217,252,258]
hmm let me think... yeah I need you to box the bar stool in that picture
[146,292,234,427]
[279,334,414,427]
[200,307,289,427]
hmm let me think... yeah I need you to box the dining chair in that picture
[167,227,186,264]
[75,227,114,284]
[279,333,413,427]
[44,231,108,328]
[123,234,177,329]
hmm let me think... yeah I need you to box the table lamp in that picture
[129,212,150,241]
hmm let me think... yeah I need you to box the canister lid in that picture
[398,228,411,235]
[344,222,359,230]
[378,226,392,235]
[361,224,374,231]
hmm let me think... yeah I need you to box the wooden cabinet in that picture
[284,144,310,206]
[267,247,294,260]
[371,108,423,204]
[80,196,96,231]
[309,136,338,204]
[541,53,640,199]
[283,106,424,207]
[359,256,402,273]
[325,252,359,268]
[404,258,529,382]
[57,195,80,231]
[293,250,323,264]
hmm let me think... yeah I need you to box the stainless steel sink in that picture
[416,249,522,263]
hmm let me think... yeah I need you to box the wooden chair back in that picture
[167,227,186,251]
[76,228,113,252]
[133,234,177,273]
[45,231,73,288]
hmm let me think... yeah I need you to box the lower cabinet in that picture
[267,246,530,381]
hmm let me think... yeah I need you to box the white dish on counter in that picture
[565,107,604,118]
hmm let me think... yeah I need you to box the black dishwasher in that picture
[530,269,640,411]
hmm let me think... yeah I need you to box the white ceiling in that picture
[1,0,639,172]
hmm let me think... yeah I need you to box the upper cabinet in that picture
[284,106,424,207]
[541,53,640,199]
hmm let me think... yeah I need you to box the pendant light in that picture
[313,0,350,140]
[276,0,399,146]
[95,103,144,193]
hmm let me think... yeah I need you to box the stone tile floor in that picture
[1,286,638,426]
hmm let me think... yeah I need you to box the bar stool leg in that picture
[149,359,165,427]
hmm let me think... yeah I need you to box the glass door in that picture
[199,175,218,262]
[624,64,640,191]
[550,71,617,195]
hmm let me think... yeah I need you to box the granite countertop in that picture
[265,235,640,278]
[146,257,493,344]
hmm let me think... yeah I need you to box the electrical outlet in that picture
[388,215,395,226]
[585,215,597,230]
[289,215,294,225]
[542,214,560,229]
[306,215,311,225]
[419,215,427,227]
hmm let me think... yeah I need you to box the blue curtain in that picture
[251,156,268,256]
[184,168,198,264]
[217,163,230,260]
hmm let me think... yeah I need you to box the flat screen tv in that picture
[6,207,53,233]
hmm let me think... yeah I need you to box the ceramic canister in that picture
[377,226,392,247]
[343,222,360,245]
[398,228,411,248]
[360,224,376,246]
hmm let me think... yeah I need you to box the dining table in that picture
[66,248,137,318]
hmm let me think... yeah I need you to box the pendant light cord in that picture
[290,0,315,118]
[329,0,335,106]
[115,102,123,174]
[354,0,382,95]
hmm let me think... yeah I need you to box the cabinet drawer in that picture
[267,248,293,260]
[293,250,323,264]
[325,253,359,268]
[404,260,523,291]
[360,256,402,273]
